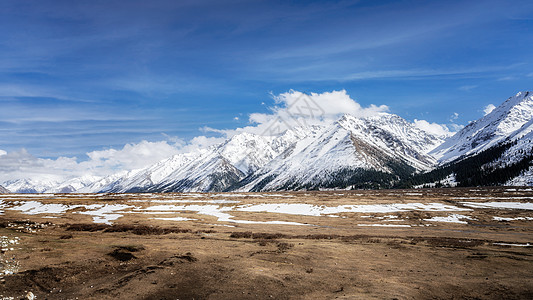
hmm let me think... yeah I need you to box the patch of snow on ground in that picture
[151,217,196,221]
[461,202,533,210]
[493,216,533,221]
[236,203,469,216]
[423,214,474,224]
[76,204,134,224]
[139,205,308,226]
[7,201,83,215]
[130,199,240,204]
[493,242,531,247]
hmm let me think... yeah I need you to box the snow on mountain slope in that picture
[3,178,61,193]
[82,112,440,193]
[78,151,203,193]
[0,185,10,194]
[46,175,102,193]
[431,91,533,163]
[144,130,308,192]
[506,166,533,186]
[77,171,130,193]
[339,114,441,168]
[238,113,441,191]
[362,113,445,154]
[148,151,245,192]
[85,130,307,193]
[487,120,533,170]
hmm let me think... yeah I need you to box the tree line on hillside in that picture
[394,140,533,188]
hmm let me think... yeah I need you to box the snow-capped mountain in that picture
[81,130,309,193]
[237,113,441,191]
[405,91,533,188]
[79,112,442,193]
[0,185,10,194]
[2,176,101,194]
[2,178,62,193]
[45,175,102,193]
[77,152,202,193]
[4,91,532,192]
[431,91,533,163]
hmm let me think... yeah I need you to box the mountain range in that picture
[3,91,533,193]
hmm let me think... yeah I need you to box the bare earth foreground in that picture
[0,188,532,299]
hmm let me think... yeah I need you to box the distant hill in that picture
[0,185,10,194]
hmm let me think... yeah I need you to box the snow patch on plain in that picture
[76,204,134,224]
[236,203,469,216]
[139,204,308,226]
[151,217,196,222]
[423,214,474,224]
[493,242,531,247]
[460,202,533,210]
[493,216,533,221]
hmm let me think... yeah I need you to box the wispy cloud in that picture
[449,112,459,122]
[459,85,478,91]
[497,76,515,81]
[272,66,516,82]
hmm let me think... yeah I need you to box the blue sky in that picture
[1,0,533,161]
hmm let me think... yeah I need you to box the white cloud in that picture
[483,104,496,115]
[193,90,390,139]
[0,149,76,183]
[274,90,389,118]
[0,141,183,183]
[459,85,477,91]
[240,90,390,136]
[449,112,459,122]
[0,149,6,156]
[413,119,453,137]
[84,140,182,172]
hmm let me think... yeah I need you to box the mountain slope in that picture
[45,175,102,193]
[2,178,61,193]
[236,113,441,191]
[78,112,441,193]
[430,91,533,163]
[0,185,10,194]
[403,91,533,188]
[83,130,307,193]
[78,152,202,193]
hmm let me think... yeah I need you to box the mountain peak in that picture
[430,91,533,163]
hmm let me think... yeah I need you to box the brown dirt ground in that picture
[0,187,532,299]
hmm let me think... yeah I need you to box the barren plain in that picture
[0,187,532,299]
